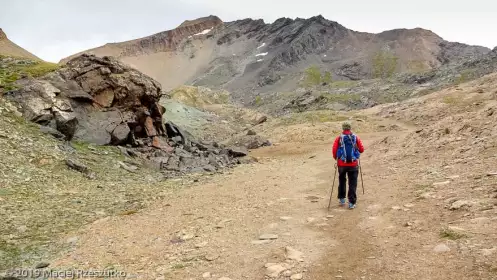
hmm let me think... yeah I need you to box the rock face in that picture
[61,16,223,62]
[9,54,164,145]
[7,54,248,175]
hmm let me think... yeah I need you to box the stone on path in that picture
[433,181,451,186]
[283,270,293,277]
[433,243,451,253]
[266,263,290,278]
[291,273,303,280]
[259,234,278,240]
[202,272,212,278]
[195,242,208,248]
[450,200,470,210]
[285,246,304,262]
[205,254,219,261]
[280,216,292,221]
[252,240,271,245]
[391,206,402,211]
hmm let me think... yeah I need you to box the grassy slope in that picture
[0,98,189,270]
[0,55,59,92]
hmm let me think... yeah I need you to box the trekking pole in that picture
[327,162,338,211]
[359,159,365,195]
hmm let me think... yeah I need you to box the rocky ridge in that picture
[58,15,490,106]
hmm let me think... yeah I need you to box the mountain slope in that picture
[60,16,490,105]
[0,28,40,60]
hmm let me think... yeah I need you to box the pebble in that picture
[450,200,470,210]
[252,240,271,245]
[306,217,316,223]
[180,233,195,241]
[280,216,293,221]
[259,234,278,240]
[66,236,78,244]
[326,215,335,219]
[195,242,208,248]
[433,244,451,253]
[403,203,415,208]
[202,272,212,278]
[205,254,219,261]
[391,206,402,211]
[481,248,496,256]
[433,181,451,186]
[35,262,50,269]
[283,270,293,277]
[291,273,303,280]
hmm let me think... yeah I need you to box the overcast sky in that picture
[1,0,495,62]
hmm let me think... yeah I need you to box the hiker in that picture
[332,122,365,209]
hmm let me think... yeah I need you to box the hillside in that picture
[0,28,40,60]
[59,15,490,106]
[2,71,496,278]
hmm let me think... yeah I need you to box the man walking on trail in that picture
[332,122,365,209]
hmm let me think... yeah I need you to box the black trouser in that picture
[337,166,359,204]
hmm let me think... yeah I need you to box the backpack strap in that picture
[340,134,347,160]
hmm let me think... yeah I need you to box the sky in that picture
[1,0,495,62]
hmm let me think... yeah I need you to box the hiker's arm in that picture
[332,137,339,159]
[357,136,365,153]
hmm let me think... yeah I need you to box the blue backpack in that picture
[336,133,360,163]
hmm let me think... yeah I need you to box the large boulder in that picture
[7,54,166,145]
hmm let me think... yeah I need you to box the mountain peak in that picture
[178,15,223,28]
[0,28,7,40]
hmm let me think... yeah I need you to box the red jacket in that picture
[332,130,365,167]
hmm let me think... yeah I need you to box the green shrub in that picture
[440,228,467,240]
[255,96,262,106]
[372,51,399,79]
[304,65,322,86]
[322,71,332,84]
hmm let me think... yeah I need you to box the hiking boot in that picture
[339,198,346,206]
[348,202,356,209]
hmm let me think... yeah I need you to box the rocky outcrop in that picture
[7,54,250,175]
[0,28,7,40]
[61,16,224,63]
[9,54,165,145]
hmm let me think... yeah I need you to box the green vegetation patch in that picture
[439,228,468,240]
[0,55,59,92]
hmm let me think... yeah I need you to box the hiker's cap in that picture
[342,122,352,130]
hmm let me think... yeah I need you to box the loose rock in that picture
[433,244,451,253]
[291,273,303,280]
[259,234,278,240]
[285,246,304,262]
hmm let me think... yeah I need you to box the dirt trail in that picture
[50,120,495,280]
